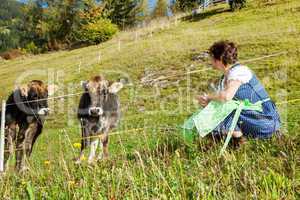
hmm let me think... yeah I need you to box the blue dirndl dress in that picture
[214,64,281,138]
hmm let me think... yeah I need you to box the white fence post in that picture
[0,100,6,172]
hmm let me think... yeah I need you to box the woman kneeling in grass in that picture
[197,41,281,144]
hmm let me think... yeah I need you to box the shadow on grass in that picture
[182,7,231,22]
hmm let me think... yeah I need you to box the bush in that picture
[229,0,247,11]
[24,41,40,54]
[0,26,20,52]
[77,18,118,45]
[171,0,199,12]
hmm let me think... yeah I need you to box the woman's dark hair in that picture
[209,41,238,65]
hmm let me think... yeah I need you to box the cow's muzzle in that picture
[38,108,50,115]
[89,107,103,116]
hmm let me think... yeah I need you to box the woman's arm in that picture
[196,80,242,106]
[208,80,242,102]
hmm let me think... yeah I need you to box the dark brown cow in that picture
[1,80,55,172]
[76,75,123,164]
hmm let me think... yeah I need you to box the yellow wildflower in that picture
[73,143,81,149]
[175,149,180,158]
[68,181,75,186]
[80,155,86,161]
[44,160,51,165]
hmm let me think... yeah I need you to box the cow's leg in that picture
[24,123,38,158]
[96,134,108,161]
[28,123,42,156]
[102,132,109,159]
[4,134,12,170]
[88,138,99,164]
[15,123,28,172]
[4,123,17,170]
[75,120,88,164]
[15,123,36,172]
[96,139,103,161]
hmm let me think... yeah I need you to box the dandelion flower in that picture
[44,160,51,165]
[80,155,86,161]
[175,149,180,158]
[68,181,75,186]
[73,143,81,149]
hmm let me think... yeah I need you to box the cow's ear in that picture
[81,81,89,90]
[47,84,57,96]
[15,85,29,97]
[109,82,123,94]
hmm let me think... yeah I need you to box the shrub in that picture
[24,41,40,54]
[229,0,247,11]
[171,0,199,12]
[77,18,118,45]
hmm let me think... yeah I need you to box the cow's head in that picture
[81,75,123,116]
[17,80,56,116]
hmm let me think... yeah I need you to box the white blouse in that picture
[218,65,253,91]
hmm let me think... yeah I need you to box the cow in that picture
[76,75,123,164]
[1,80,55,172]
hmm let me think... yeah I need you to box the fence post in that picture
[0,100,6,172]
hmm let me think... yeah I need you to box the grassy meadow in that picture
[0,0,300,199]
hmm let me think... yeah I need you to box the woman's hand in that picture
[196,94,210,107]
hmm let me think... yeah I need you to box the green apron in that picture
[181,99,269,155]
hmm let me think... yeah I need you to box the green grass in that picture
[0,0,300,199]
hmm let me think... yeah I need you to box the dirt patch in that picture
[0,49,25,60]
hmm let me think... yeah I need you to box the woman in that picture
[197,41,281,143]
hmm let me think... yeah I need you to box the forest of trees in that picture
[0,0,244,56]
[0,0,144,54]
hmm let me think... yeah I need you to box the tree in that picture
[20,0,98,50]
[20,0,49,50]
[43,0,86,48]
[75,18,118,45]
[152,0,168,18]
[0,0,23,52]
[0,0,23,21]
[0,0,131,53]
[102,0,142,28]
[171,0,200,13]
[138,0,150,22]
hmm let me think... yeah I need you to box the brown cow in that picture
[76,75,123,164]
[1,80,55,172]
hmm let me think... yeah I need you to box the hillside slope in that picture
[0,0,299,199]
